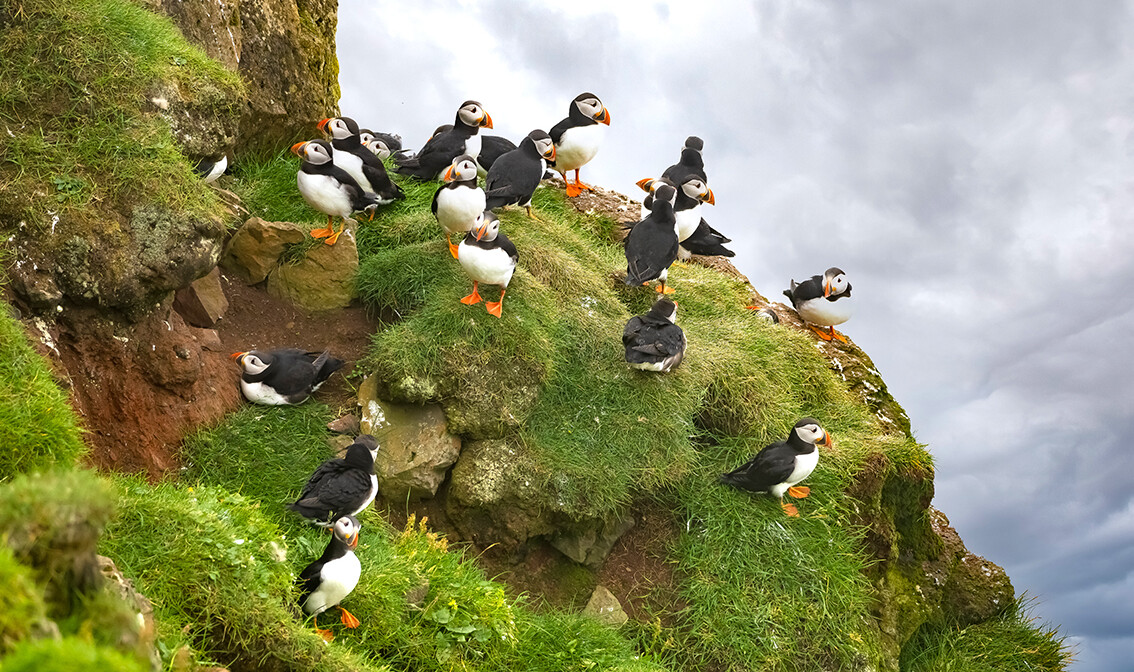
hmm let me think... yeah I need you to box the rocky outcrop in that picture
[174,267,229,328]
[267,230,358,311]
[222,217,307,283]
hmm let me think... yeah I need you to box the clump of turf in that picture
[0,637,149,672]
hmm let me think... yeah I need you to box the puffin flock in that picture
[229,91,855,640]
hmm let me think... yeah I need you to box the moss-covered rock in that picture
[0,546,52,655]
[267,226,358,310]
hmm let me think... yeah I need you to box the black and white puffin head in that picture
[679,176,715,205]
[290,139,333,166]
[524,130,557,161]
[652,183,678,208]
[233,351,270,375]
[572,92,611,125]
[792,417,833,449]
[317,116,360,141]
[822,268,851,298]
[472,210,501,242]
[331,515,362,550]
[754,307,779,324]
[647,298,678,323]
[443,154,479,182]
[457,101,493,130]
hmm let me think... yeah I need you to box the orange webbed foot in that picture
[449,242,460,259]
[323,229,342,245]
[310,227,334,239]
[810,325,834,340]
[656,284,676,295]
[830,328,848,343]
[787,486,810,499]
[781,501,800,517]
[315,627,334,642]
[340,607,360,629]
[485,300,502,318]
[460,287,483,305]
[565,182,583,197]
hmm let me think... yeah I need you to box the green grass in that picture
[0,304,87,481]
[0,637,149,672]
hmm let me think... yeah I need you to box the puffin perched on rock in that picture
[291,139,379,245]
[432,154,486,258]
[637,176,732,259]
[624,183,679,294]
[318,116,404,204]
[783,267,853,342]
[550,92,611,197]
[394,100,493,180]
[288,435,379,527]
[457,211,517,318]
[298,514,363,641]
[719,418,831,517]
[623,298,686,372]
[484,129,556,219]
[232,348,344,405]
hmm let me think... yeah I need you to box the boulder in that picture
[582,585,628,627]
[551,514,635,567]
[222,218,307,284]
[267,229,358,311]
[358,376,461,501]
[173,267,228,328]
[446,439,553,547]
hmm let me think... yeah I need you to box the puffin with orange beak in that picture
[432,154,486,258]
[317,116,404,204]
[549,92,611,197]
[624,183,680,295]
[291,139,380,244]
[719,418,832,517]
[231,347,344,405]
[298,514,364,641]
[394,100,493,180]
[782,267,853,342]
[484,129,557,220]
[456,211,517,318]
[636,175,731,260]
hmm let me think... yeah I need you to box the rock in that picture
[934,510,1014,626]
[358,376,461,501]
[551,514,635,567]
[267,230,358,311]
[222,218,307,284]
[327,414,360,435]
[98,555,161,670]
[583,585,628,627]
[327,434,354,455]
[9,267,63,312]
[173,267,228,328]
[446,439,553,547]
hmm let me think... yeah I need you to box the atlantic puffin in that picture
[288,435,379,526]
[746,306,780,324]
[192,154,228,184]
[637,176,731,259]
[718,418,832,517]
[624,183,679,294]
[358,128,403,160]
[231,348,344,405]
[394,100,493,179]
[298,514,363,640]
[317,116,404,204]
[662,136,707,184]
[457,211,517,318]
[432,154,486,258]
[623,298,686,372]
[549,92,611,197]
[484,130,556,219]
[291,139,379,245]
[783,267,853,342]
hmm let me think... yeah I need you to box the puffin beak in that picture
[481,112,493,129]
[821,433,833,448]
[636,178,653,192]
[317,118,331,132]
[823,279,832,298]
[474,227,484,241]
[348,532,359,549]
[289,141,307,157]
[547,144,557,160]
[704,188,716,205]
[443,165,454,182]
[230,351,247,365]
[599,108,611,125]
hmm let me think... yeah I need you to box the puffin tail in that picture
[310,350,346,382]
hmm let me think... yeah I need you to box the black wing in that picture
[478,135,518,172]
[784,274,824,306]
[297,557,325,604]
[624,221,679,285]
[395,129,466,179]
[719,443,796,493]
[681,219,735,257]
[358,151,404,201]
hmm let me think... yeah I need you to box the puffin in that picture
[718,418,832,517]
[192,154,228,184]
[484,130,556,219]
[432,154,486,258]
[298,514,363,640]
[637,176,732,259]
[624,183,679,294]
[549,92,611,197]
[746,306,780,324]
[394,100,493,179]
[661,136,707,184]
[457,211,518,318]
[291,139,379,245]
[783,267,853,342]
[358,128,403,160]
[317,116,404,204]
[231,348,344,405]
[623,298,686,372]
[288,435,379,526]
[476,134,518,174]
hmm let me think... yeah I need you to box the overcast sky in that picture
[336,1,1134,668]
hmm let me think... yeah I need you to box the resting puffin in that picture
[192,154,228,184]
[637,176,731,259]
[317,116,404,204]
[291,139,379,245]
[457,211,517,318]
[394,100,493,180]
[662,136,707,184]
[432,154,486,258]
[549,92,611,197]
[231,348,344,405]
[484,130,556,219]
[624,183,679,294]
[358,128,403,160]
[783,267,853,342]
[623,298,686,372]
[288,435,379,526]
[718,418,832,517]
[747,306,780,324]
[298,514,363,641]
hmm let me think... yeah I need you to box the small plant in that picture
[51,175,86,202]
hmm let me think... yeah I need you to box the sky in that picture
[335,1,1134,668]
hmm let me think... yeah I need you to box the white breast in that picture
[435,185,487,236]
[332,151,370,192]
[240,379,297,406]
[554,124,606,173]
[675,205,701,242]
[769,450,819,498]
[302,552,362,616]
[463,134,483,161]
[458,243,516,287]
[797,297,853,327]
[297,172,354,219]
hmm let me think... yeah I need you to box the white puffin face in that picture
[302,142,333,166]
[332,516,361,549]
[574,95,610,124]
[794,422,830,447]
[450,158,478,181]
[823,269,850,297]
[238,353,270,375]
[681,178,714,205]
[359,131,374,145]
[474,214,500,242]
[365,138,392,160]
[326,118,354,140]
[458,102,493,128]
[533,135,556,160]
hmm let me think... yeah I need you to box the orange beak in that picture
[636,178,653,192]
[347,532,359,549]
[317,118,331,132]
[443,165,454,182]
[821,433,833,448]
[546,144,557,161]
[481,112,494,129]
[475,225,486,241]
[290,141,307,157]
[599,108,611,125]
[704,188,716,205]
[823,280,832,298]
[230,351,247,366]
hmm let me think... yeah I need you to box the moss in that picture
[0,637,149,672]
[0,546,49,655]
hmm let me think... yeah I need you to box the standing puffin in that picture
[662,136,707,184]
[457,211,517,318]
[231,348,344,405]
[549,92,611,197]
[484,130,556,219]
[291,139,379,245]
[783,267,853,342]
[298,514,363,640]
[624,183,679,294]
[394,100,493,180]
[318,116,404,204]
[358,128,403,160]
[288,435,379,527]
[623,298,686,372]
[432,154,486,258]
[718,418,832,517]
[637,176,732,259]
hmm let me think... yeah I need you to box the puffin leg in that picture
[323,219,345,245]
[524,205,544,222]
[340,606,361,629]
[572,169,594,192]
[787,486,810,499]
[460,282,483,305]
[313,613,334,642]
[809,324,834,341]
[484,288,506,318]
[310,215,335,239]
[447,234,459,259]
[780,500,800,517]
[561,171,582,198]
[830,327,848,343]
[655,280,676,295]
